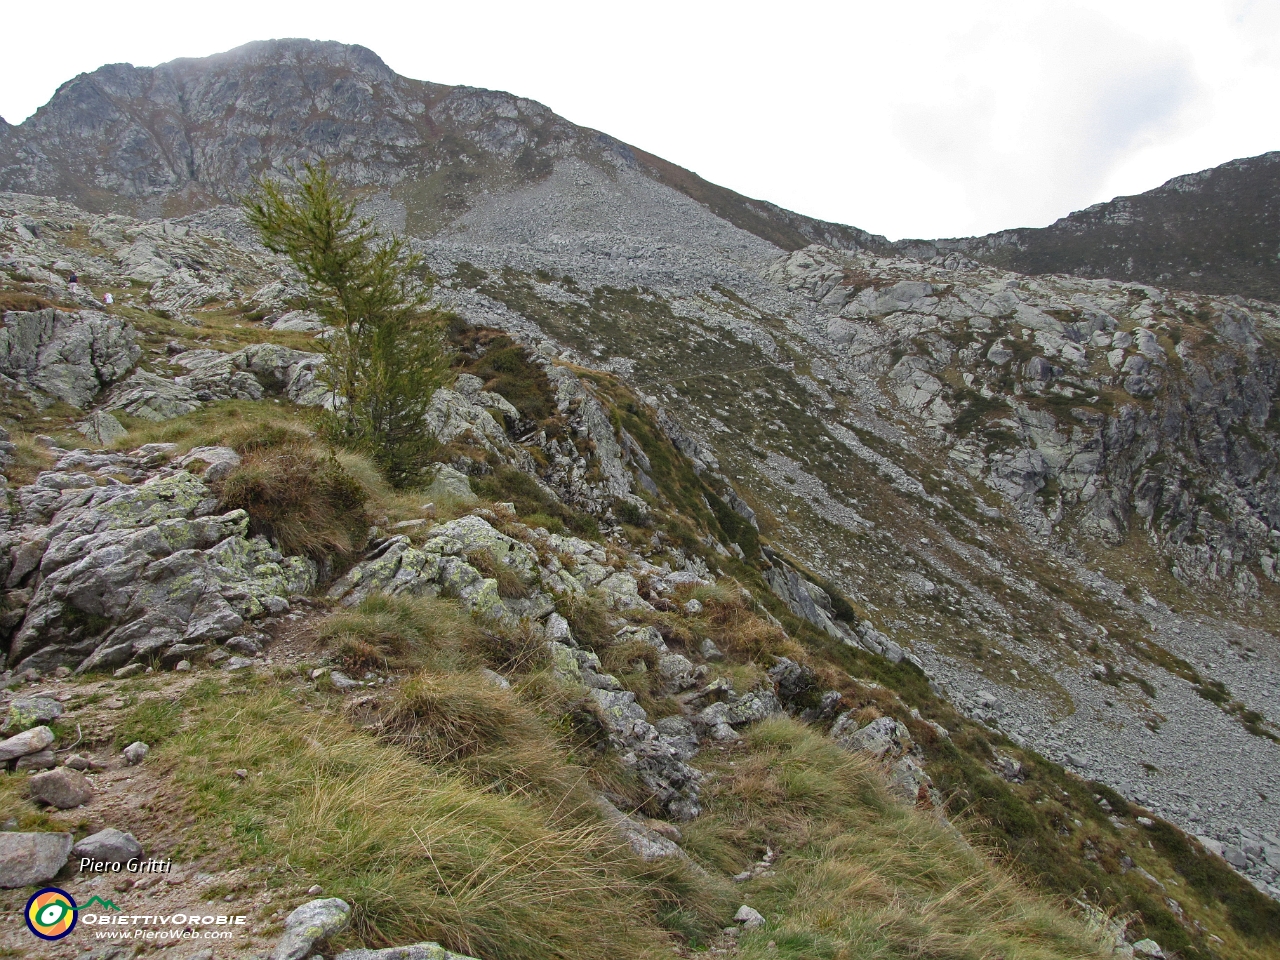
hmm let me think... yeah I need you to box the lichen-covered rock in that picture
[545,640,583,683]
[76,410,128,445]
[726,688,782,725]
[424,387,524,460]
[2,696,63,732]
[831,714,913,761]
[8,470,315,673]
[590,687,701,820]
[430,516,539,581]
[328,536,441,606]
[0,308,140,407]
[272,898,352,960]
[175,446,241,483]
[546,366,633,499]
[176,343,332,408]
[328,516,540,626]
[105,369,202,421]
[889,755,936,805]
[424,464,477,505]
[102,343,332,423]
[655,652,699,692]
[269,310,326,333]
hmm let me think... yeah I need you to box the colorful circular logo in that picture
[25,887,78,941]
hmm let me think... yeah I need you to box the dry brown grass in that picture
[217,445,370,559]
[315,593,484,674]
[465,547,531,599]
[383,671,586,799]
[689,580,801,663]
[554,589,618,651]
[0,290,59,312]
[684,717,1111,960]
[3,432,55,485]
[164,683,690,960]
[385,671,534,761]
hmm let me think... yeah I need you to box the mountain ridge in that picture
[0,38,890,256]
[5,38,1275,302]
[905,151,1280,303]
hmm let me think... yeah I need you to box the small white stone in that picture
[122,741,149,765]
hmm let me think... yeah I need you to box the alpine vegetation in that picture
[0,38,1278,960]
[247,162,451,486]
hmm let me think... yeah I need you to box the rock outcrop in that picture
[3,446,314,674]
[0,308,139,407]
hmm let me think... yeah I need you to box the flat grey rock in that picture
[0,724,55,760]
[15,748,57,771]
[0,831,73,888]
[73,828,143,865]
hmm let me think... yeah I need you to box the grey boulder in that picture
[424,465,477,505]
[0,831,73,888]
[271,897,351,960]
[15,749,57,771]
[831,714,913,761]
[28,767,95,809]
[3,696,64,732]
[173,343,331,410]
[175,446,242,483]
[72,828,143,864]
[76,410,128,445]
[105,369,202,421]
[0,724,56,760]
[9,471,315,674]
[122,741,149,765]
[0,308,140,407]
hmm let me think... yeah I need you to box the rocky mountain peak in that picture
[0,39,885,252]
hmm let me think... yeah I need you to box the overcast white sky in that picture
[3,0,1278,240]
